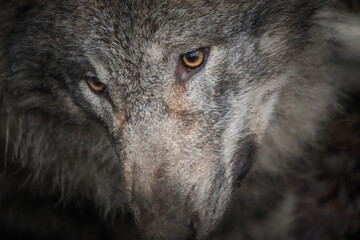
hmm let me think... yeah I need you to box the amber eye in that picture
[87,77,107,93]
[182,48,206,69]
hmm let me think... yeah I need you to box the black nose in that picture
[143,219,197,240]
[146,226,195,240]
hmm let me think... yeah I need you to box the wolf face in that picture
[1,0,358,239]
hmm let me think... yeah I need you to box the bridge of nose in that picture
[120,110,203,240]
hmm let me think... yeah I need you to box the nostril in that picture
[185,219,197,240]
[185,234,195,240]
[172,222,196,240]
[190,219,196,231]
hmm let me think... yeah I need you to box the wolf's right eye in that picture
[86,77,107,93]
[176,47,209,83]
[182,48,206,69]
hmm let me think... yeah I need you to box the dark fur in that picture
[1,0,359,239]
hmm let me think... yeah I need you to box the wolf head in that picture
[2,0,349,239]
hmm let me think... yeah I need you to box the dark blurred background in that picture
[294,1,360,240]
[1,1,359,240]
[343,0,360,12]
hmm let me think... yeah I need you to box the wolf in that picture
[0,0,359,239]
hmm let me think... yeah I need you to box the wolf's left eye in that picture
[182,48,206,69]
[86,77,107,93]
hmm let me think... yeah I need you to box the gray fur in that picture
[0,0,359,239]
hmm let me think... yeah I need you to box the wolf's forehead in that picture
[81,0,244,46]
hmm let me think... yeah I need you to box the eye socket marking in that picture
[182,48,206,69]
[86,77,107,93]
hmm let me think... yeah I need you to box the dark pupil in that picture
[185,51,199,63]
[91,78,102,87]
[93,81,102,87]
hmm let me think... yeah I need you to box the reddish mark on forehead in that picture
[113,107,127,133]
[165,84,190,115]
[181,85,187,92]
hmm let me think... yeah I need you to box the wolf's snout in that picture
[131,181,198,240]
[120,121,230,240]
